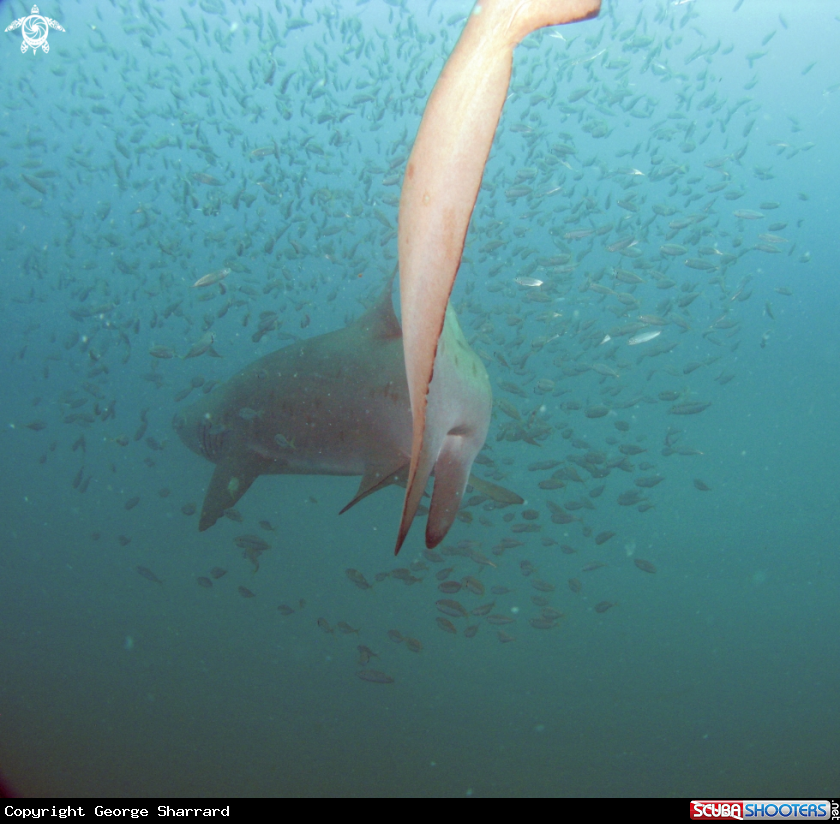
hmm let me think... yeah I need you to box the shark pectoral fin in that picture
[467,473,524,506]
[198,451,269,531]
[339,460,409,515]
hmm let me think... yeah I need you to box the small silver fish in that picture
[238,407,263,421]
[628,329,662,346]
[514,276,543,288]
[192,268,231,288]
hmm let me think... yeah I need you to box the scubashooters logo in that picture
[5,5,65,54]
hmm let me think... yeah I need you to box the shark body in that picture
[174,282,504,546]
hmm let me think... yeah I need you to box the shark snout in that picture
[172,410,205,458]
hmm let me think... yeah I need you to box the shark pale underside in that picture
[396,0,602,553]
[173,280,519,546]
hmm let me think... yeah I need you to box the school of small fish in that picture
[2,0,816,686]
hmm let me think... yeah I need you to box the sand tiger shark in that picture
[173,280,516,546]
[176,0,599,552]
[395,0,601,554]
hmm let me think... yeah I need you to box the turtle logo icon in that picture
[5,5,65,54]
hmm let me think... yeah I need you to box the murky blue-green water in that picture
[1,0,838,798]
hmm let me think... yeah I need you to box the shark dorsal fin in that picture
[355,275,401,341]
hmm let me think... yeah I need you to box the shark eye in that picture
[256,369,267,380]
